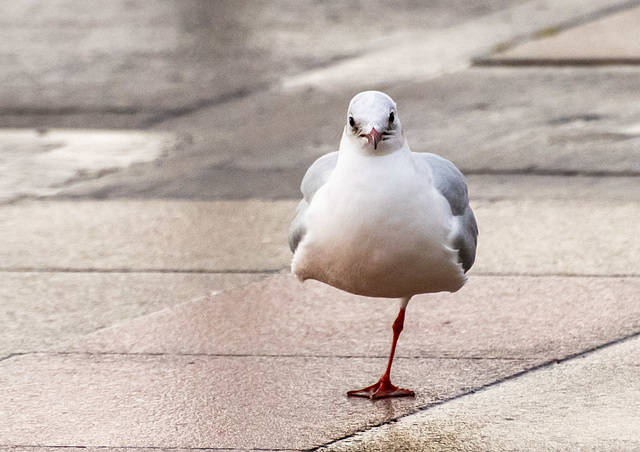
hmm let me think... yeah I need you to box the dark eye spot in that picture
[389,111,395,123]
[349,116,355,128]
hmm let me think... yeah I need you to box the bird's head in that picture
[344,91,405,155]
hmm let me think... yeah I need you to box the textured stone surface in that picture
[2,199,637,276]
[4,272,638,450]
[481,6,640,64]
[321,335,640,452]
[0,449,281,452]
[0,272,265,359]
[467,174,640,202]
[0,129,177,203]
[0,200,292,271]
[60,67,640,200]
[279,0,630,91]
[0,0,523,114]
[392,67,640,176]
[473,199,640,276]
[0,353,533,450]
[68,274,640,361]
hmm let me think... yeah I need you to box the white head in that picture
[344,91,405,155]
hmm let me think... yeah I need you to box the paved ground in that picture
[1,0,640,450]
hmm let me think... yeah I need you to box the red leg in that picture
[348,298,415,399]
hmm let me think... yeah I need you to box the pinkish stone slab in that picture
[4,274,639,449]
[68,274,640,361]
[0,272,265,358]
[0,353,533,450]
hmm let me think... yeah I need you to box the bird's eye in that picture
[389,111,395,123]
[349,116,355,128]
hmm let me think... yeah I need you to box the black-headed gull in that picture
[289,91,478,399]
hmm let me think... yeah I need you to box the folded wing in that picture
[413,152,478,272]
[289,151,339,252]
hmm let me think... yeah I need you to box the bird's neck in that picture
[334,135,412,182]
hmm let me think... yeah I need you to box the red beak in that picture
[365,127,383,150]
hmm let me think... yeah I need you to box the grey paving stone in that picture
[279,0,631,91]
[0,0,522,115]
[5,271,638,450]
[392,67,640,176]
[59,67,640,200]
[0,129,177,203]
[480,6,640,65]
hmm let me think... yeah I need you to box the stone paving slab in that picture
[6,271,636,450]
[60,66,640,200]
[0,200,291,272]
[279,0,631,92]
[67,274,640,361]
[392,67,640,176]
[467,175,640,202]
[0,272,265,359]
[0,0,523,114]
[0,129,177,203]
[0,0,263,113]
[480,6,640,65]
[1,199,637,276]
[5,0,624,119]
[321,335,640,451]
[473,199,639,276]
[0,112,158,131]
[0,352,533,450]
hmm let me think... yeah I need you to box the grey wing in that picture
[414,152,478,273]
[288,151,338,253]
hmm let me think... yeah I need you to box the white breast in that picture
[292,148,465,298]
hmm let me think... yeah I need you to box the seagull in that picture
[289,91,478,399]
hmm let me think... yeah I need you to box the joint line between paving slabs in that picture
[472,0,640,62]
[1,268,637,278]
[474,58,640,67]
[463,168,640,177]
[0,445,301,451]
[136,0,640,129]
[0,352,27,363]
[42,351,533,361]
[0,267,284,275]
[140,82,272,128]
[546,0,640,33]
[310,329,640,451]
[0,106,143,116]
[471,272,640,278]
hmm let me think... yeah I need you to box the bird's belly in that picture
[292,193,465,297]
